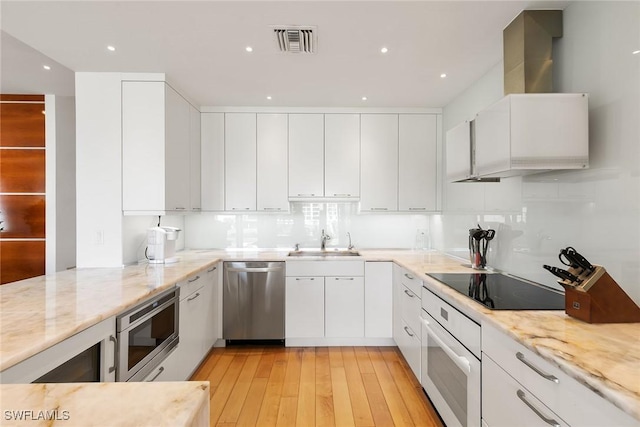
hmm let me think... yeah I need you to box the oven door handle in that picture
[421,317,471,373]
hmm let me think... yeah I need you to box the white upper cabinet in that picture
[399,114,437,211]
[360,114,399,211]
[445,120,472,182]
[122,81,192,213]
[201,113,225,211]
[257,113,289,212]
[189,105,201,211]
[324,114,360,198]
[224,113,257,211]
[475,93,589,178]
[288,113,324,198]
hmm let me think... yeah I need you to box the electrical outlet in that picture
[96,231,104,245]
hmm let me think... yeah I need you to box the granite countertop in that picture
[0,248,638,421]
[0,381,209,426]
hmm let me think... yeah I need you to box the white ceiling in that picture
[1,0,570,108]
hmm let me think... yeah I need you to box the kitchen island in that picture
[0,249,638,424]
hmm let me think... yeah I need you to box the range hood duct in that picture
[503,10,563,95]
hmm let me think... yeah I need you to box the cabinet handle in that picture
[261,207,282,211]
[108,335,117,374]
[516,352,559,383]
[296,194,316,197]
[296,277,315,281]
[408,207,427,211]
[231,207,251,211]
[370,207,388,211]
[403,326,414,337]
[192,207,201,211]
[147,366,165,382]
[174,207,186,210]
[335,277,355,281]
[333,193,351,197]
[403,289,415,298]
[404,273,414,280]
[188,275,200,283]
[187,292,201,301]
[516,390,561,427]
[207,266,217,273]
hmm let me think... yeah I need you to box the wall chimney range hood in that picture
[446,9,589,183]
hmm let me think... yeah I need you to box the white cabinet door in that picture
[475,97,511,177]
[325,276,364,338]
[178,282,207,379]
[201,113,225,211]
[189,104,201,211]
[257,114,289,212]
[360,114,398,211]
[122,81,166,212]
[225,113,256,211]
[203,263,219,352]
[164,84,191,212]
[324,114,360,198]
[288,113,324,198]
[364,262,392,338]
[399,114,437,211]
[445,120,472,182]
[285,277,324,338]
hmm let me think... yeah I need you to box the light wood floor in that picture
[190,346,444,427]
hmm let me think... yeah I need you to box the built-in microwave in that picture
[0,317,117,384]
[116,286,180,382]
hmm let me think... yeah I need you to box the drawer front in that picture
[396,317,421,380]
[285,260,364,277]
[399,284,421,336]
[399,268,423,296]
[179,271,205,299]
[422,287,481,358]
[483,355,569,427]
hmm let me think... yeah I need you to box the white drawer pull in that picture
[403,289,415,298]
[517,390,561,427]
[335,277,355,281]
[404,273,414,280]
[188,275,200,283]
[516,352,559,383]
[403,326,414,337]
[207,266,217,272]
[187,292,201,302]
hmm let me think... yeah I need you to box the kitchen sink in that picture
[287,249,360,257]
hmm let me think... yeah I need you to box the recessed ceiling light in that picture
[362,96,368,101]
[633,50,640,55]
[380,47,388,54]
[245,46,253,53]
[440,73,447,78]
[43,65,51,70]
[107,45,116,52]
[266,96,272,100]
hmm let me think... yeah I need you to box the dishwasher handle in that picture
[226,266,283,273]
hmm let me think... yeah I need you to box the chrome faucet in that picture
[347,232,354,250]
[320,229,331,250]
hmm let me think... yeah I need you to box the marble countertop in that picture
[0,381,209,426]
[1,248,638,421]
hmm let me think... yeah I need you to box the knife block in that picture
[563,266,640,323]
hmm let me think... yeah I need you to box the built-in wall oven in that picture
[421,285,481,427]
[116,286,179,382]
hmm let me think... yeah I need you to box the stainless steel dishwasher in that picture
[223,261,285,343]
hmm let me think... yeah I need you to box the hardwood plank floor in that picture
[191,346,444,427]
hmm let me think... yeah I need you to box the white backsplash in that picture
[185,203,431,251]
[436,1,640,304]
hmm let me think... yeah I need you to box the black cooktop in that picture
[426,273,565,310]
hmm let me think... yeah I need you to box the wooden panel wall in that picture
[0,94,46,285]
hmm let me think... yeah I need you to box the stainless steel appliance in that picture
[116,286,179,381]
[426,273,564,310]
[421,287,481,427]
[223,261,285,342]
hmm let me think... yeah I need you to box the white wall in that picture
[45,95,76,273]
[75,73,124,267]
[437,1,640,303]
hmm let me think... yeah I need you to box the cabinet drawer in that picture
[483,324,639,427]
[396,317,421,380]
[399,284,421,336]
[483,356,569,427]
[399,268,423,296]
[285,260,364,277]
[422,287,480,358]
[179,271,205,299]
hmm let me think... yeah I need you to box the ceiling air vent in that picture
[273,26,316,53]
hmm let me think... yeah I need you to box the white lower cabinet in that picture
[325,276,364,338]
[392,264,422,380]
[203,263,220,351]
[142,345,183,382]
[364,262,393,338]
[285,276,325,338]
[482,323,638,427]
